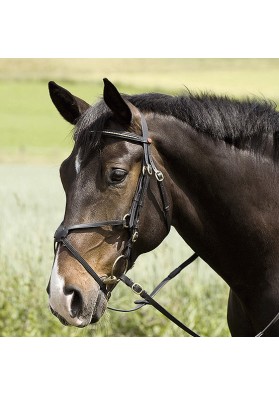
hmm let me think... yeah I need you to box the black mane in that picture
[75,90,279,161]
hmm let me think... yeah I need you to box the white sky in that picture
[1,0,278,57]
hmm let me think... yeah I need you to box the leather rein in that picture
[53,112,279,337]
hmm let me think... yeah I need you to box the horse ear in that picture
[48,81,90,125]
[103,78,132,125]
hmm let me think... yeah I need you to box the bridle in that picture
[54,113,171,295]
[52,112,279,337]
[53,112,201,337]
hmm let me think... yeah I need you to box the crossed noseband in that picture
[53,113,171,297]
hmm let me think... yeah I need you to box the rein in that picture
[111,252,200,337]
[53,112,279,337]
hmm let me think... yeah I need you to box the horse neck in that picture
[148,114,279,293]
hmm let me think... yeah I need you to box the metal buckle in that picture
[131,282,144,295]
[155,171,164,181]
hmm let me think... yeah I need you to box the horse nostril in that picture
[71,290,83,318]
[64,286,83,318]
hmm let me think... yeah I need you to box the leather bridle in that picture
[54,113,171,296]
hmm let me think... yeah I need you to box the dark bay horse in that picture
[47,78,279,336]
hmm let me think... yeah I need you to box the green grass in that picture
[1,59,279,163]
[2,59,279,164]
[2,58,279,98]
[1,58,278,336]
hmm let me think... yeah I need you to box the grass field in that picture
[2,59,279,163]
[1,58,279,336]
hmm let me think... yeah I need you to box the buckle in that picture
[155,171,164,181]
[131,282,144,295]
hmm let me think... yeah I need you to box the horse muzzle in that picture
[48,281,108,327]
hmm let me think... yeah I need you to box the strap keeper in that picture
[134,298,149,305]
[123,213,130,228]
[132,230,139,243]
[142,164,152,175]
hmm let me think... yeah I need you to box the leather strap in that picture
[102,130,148,144]
[67,220,125,232]
[108,253,198,312]
[255,311,279,337]
[62,238,107,292]
[119,273,200,337]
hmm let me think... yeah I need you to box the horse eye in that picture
[109,168,128,184]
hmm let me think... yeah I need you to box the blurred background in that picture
[1,58,279,336]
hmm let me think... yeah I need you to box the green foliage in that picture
[1,59,279,163]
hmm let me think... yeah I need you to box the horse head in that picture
[47,79,171,327]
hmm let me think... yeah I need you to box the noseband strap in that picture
[53,112,171,295]
[55,231,108,293]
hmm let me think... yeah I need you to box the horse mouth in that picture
[49,305,71,326]
[90,289,107,324]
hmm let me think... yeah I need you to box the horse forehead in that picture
[63,147,98,177]
[64,139,140,186]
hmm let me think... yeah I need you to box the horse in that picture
[47,78,279,336]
